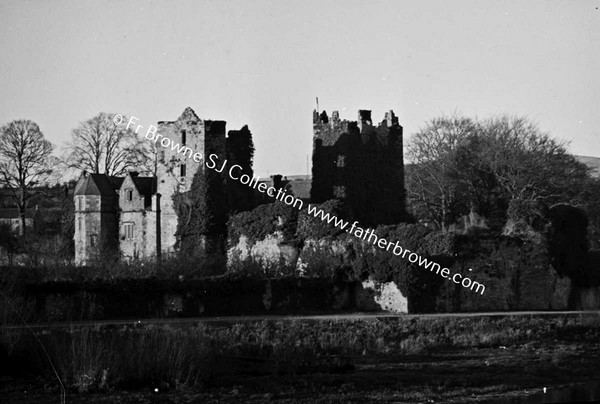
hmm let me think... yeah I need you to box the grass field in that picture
[1,313,600,403]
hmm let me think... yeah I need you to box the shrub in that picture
[227,253,296,278]
[0,223,19,265]
[17,233,74,268]
[350,223,456,312]
[0,252,227,285]
[421,231,458,256]
[356,224,433,283]
[60,198,75,258]
[548,204,590,286]
[503,199,550,236]
[0,275,35,326]
[296,199,347,240]
[586,250,600,287]
[228,202,298,246]
[297,236,357,280]
[38,326,215,392]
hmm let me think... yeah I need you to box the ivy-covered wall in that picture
[226,200,599,313]
[226,125,255,213]
[311,110,408,227]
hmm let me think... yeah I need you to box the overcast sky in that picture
[1,0,598,177]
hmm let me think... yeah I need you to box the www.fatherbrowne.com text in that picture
[209,153,484,295]
[117,114,485,295]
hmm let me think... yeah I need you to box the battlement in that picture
[313,108,403,148]
[313,109,400,129]
[311,107,406,226]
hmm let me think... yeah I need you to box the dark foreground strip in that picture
[2,310,599,330]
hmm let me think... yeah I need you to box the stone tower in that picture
[154,107,226,255]
[73,174,122,265]
[311,109,407,227]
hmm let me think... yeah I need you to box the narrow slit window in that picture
[181,130,187,146]
[180,164,186,177]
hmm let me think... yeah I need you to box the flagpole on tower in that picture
[316,97,319,115]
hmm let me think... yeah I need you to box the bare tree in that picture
[406,115,476,229]
[146,139,159,177]
[406,114,591,230]
[476,115,590,203]
[0,120,55,236]
[64,113,154,177]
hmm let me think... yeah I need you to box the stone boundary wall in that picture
[18,277,398,323]
[228,226,600,313]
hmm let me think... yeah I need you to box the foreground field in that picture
[1,313,600,403]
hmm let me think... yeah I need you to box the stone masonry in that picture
[74,107,231,264]
[154,107,226,255]
[311,109,407,227]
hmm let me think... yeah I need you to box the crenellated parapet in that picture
[311,108,407,227]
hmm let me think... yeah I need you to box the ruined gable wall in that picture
[155,111,227,255]
[119,176,146,212]
[156,116,205,254]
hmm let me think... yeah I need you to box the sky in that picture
[0,0,599,178]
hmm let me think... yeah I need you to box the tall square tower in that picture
[311,109,407,227]
[154,107,226,254]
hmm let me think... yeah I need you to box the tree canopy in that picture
[0,119,55,235]
[64,112,154,177]
[406,114,591,230]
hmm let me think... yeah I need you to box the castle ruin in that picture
[74,106,408,264]
[311,109,407,226]
[74,107,248,264]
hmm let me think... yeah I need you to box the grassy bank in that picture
[1,313,600,402]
